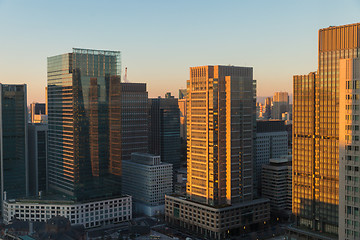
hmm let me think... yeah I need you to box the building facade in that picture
[28,123,48,196]
[165,195,269,239]
[292,23,360,238]
[120,83,148,161]
[263,97,272,119]
[254,120,288,197]
[149,94,181,169]
[30,102,47,123]
[178,98,187,140]
[165,65,269,239]
[186,65,255,205]
[339,58,360,240]
[0,84,28,206]
[179,89,187,100]
[272,92,289,120]
[122,153,172,216]
[262,156,292,218]
[47,48,122,200]
[3,196,132,229]
[178,87,188,141]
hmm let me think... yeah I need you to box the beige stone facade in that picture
[165,195,269,240]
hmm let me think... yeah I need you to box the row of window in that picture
[346,80,360,90]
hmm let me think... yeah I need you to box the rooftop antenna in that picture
[124,67,129,83]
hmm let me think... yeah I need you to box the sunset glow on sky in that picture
[0,0,359,103]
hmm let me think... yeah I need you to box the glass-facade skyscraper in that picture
[28,123,48,196]
[47,48,122,201]
[0,84,28,205]
[149,94,181,169]
[120,83,148,161]
[293,23,360,238]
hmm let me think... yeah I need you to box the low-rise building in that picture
[122,153,173,216]
[165,195,270,240]
[3,195,132,229]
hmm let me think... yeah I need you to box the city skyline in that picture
[1,0,360,103]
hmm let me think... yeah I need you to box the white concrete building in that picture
[3,196,132,229]
[122,153,173,216]
[262,156,292,217]
[339,58,360,240]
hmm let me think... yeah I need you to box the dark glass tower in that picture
[47,48,122,200]
[28,123,47,196]
[149,93,181,169]
[120,83,148,161]
[0,84,28,203]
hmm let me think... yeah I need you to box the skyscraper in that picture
[339,58,360,240]
[47,48,122,200]
[149,93,181,169]
[28,123,48,196]
[186,65,256,205]
[178,98,187,140]
[29,102,47,123]
[178,89,187,100]
[272,92,289,120]
[120,83,148,160]
[263,97,272,119]
[165,65,269,239]
[254,120,288,197]
[292,23,360,239]
[0,84,28,204]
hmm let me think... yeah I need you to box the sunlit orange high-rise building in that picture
[292,23,360,239]
[186,65,255,205]
[165,65,270,239]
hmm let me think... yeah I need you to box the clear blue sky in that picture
[0,0,359,103]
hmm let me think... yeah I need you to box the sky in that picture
[0,0,360,103]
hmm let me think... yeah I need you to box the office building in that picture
[178,98,187,140]
[263,97,272,119]
[272,92,289,120]
[174,169,187,195]
[28,123,48,196]
[120,83,148,161]
[292,23,360,239]
[165,65,270,239]
[179,89,187,99]
[47,48,122,200]
[1,216,86,240]
[339,58,360,240]
[186,65,256,205]
[254,120,288,197]
[0,84,28,206]
[149,93,181,169]
[3,195,132,229]
[262,156,292,219]
[256,102,263,119]
[122,153,172,216]
[30,102,47,123]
